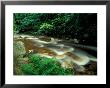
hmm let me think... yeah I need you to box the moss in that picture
[13,41,26,58]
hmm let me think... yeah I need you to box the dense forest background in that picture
[14,13,97,46]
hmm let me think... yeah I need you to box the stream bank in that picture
[14,34,97,75]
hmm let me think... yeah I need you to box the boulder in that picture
[13,41,26,58]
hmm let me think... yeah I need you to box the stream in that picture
[14,34,97,75]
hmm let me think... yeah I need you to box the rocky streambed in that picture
[14,34,97,75]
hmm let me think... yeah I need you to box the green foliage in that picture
[21,63,36,75]
[21,54,73,75]
[40,23,53,30]
[36,23,53,35]
[14,13,97,46]
[13,13,84,35]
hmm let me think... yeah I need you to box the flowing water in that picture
[14,34,97,75]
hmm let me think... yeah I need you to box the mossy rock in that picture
[13,41,26,58]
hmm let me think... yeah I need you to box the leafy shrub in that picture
[21,54,73,75]
[40,23,53,30]
[35,23,53,35]
[21,63,36,75]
